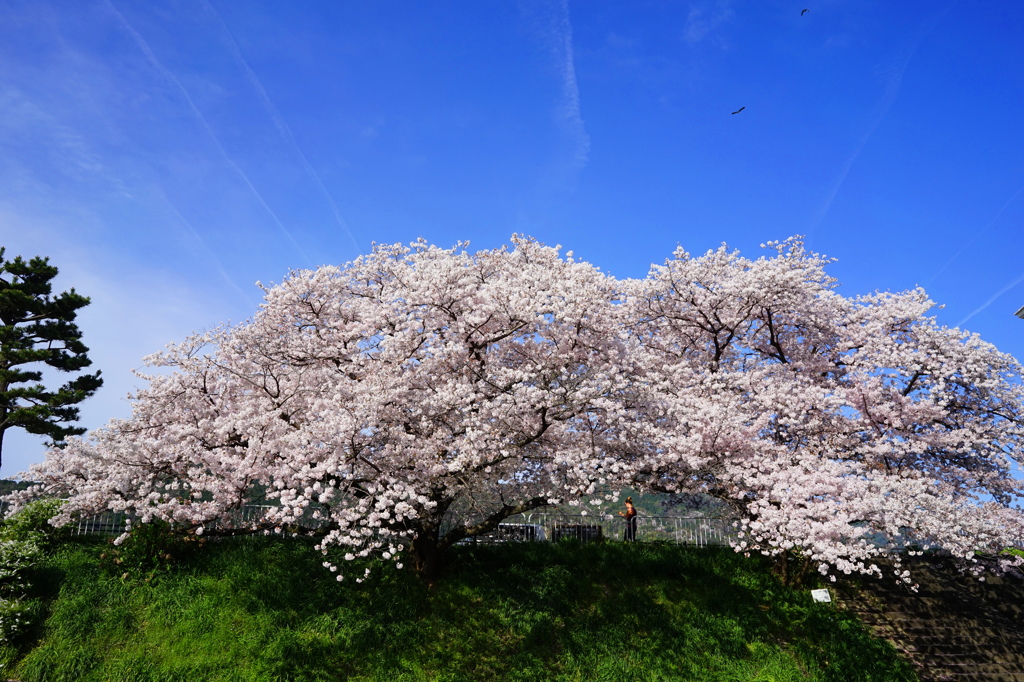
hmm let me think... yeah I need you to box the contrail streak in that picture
[103,0,313,267]
[523,0,590,189]
[957,272,1024,328]
[555,0,590,174]
[202,0,361,257]
[926,180,1024,287]
[157,186,259,309]
[808,2,953,237]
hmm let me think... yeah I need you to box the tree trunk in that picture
[411,526,445,588]
[406,496,550,586]
[775,550,812,587]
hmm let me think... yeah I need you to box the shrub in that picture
[0,498,66,644]
[0,498,68,549]
[0,597,32,644]
[99,521,207,579]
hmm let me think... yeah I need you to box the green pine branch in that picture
[0,247,103,468]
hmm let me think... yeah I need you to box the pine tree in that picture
[0,248,102,470]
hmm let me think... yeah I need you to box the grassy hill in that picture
[0,535,915,682]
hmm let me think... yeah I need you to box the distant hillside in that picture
[0,479,32,497]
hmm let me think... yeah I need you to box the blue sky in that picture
[1,0,1022,476]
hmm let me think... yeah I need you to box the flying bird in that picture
[732,107,745,114]
[801,8,809,15]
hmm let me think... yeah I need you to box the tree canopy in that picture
[0,248,102,471]
[622,239,1024,581]
[16,237,1024,583]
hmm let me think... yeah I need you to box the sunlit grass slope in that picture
[4,538,915,681]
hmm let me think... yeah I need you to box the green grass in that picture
[0,538,916,681]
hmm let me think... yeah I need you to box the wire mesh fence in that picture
[68,511,132,537]
[0,501,737,548]
[11,500,1017,555]
[65,504,330,537]
[455,512,737,547]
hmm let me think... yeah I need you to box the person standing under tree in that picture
[619,496,638,542]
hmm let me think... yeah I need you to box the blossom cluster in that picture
[622,238,1024,582]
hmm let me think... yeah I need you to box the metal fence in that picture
[66,504,327,537]
[454,512,737,547]
[1,502,737,548]
[68,511,132,537]
[513,512,737,547]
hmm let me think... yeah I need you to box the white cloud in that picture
[681,1,734,46]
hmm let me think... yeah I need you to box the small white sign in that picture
[810,589,832,603]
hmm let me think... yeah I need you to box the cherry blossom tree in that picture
[14,235,1024,585]
[20,237,631,582]
[623,238,1024,582]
